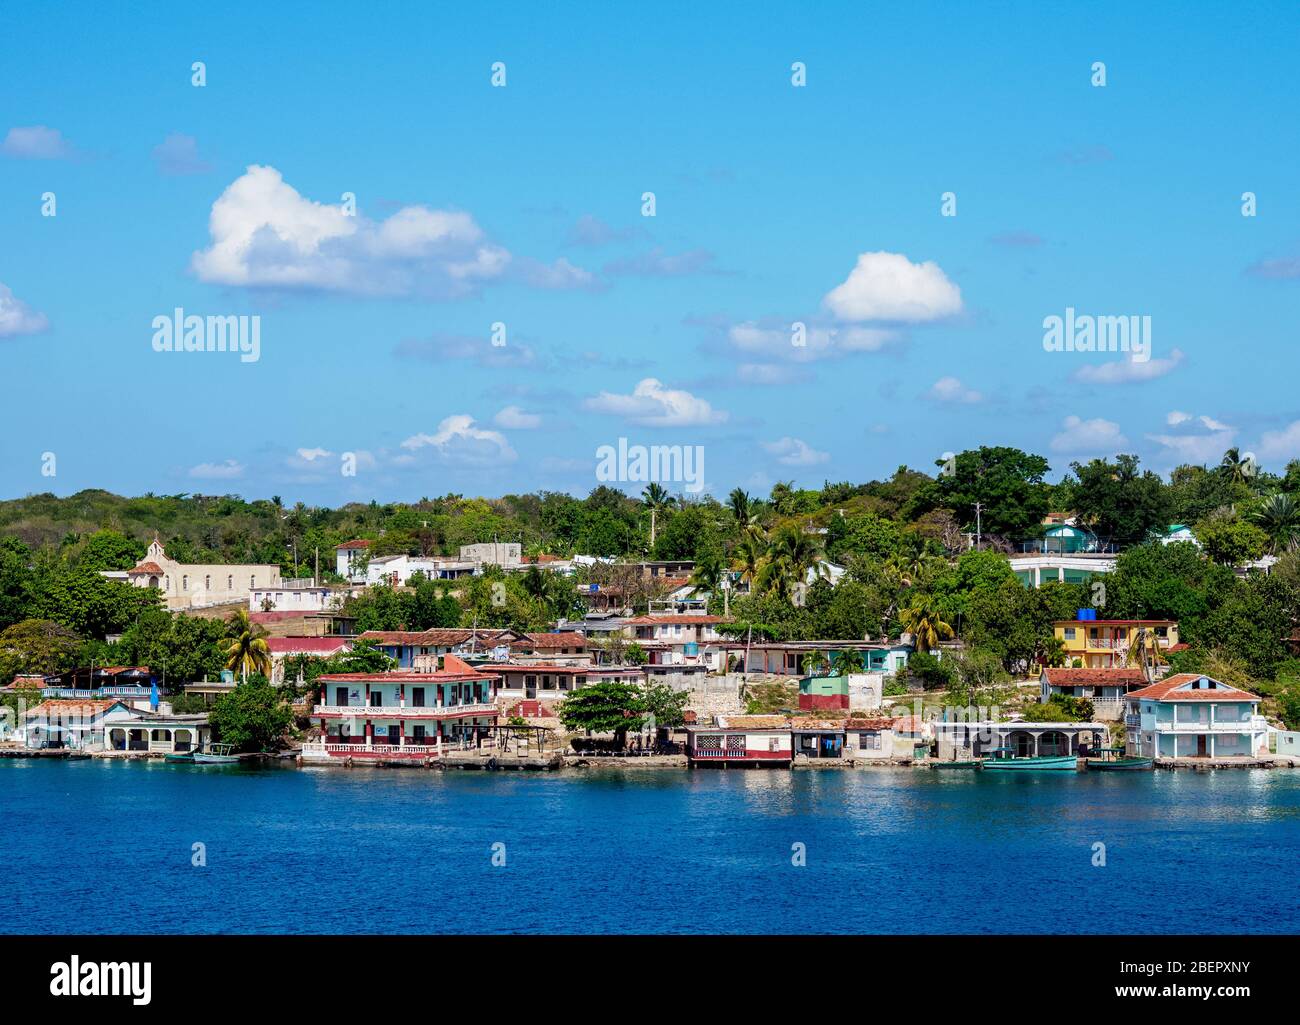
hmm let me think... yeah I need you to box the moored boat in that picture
[192,743,239,765]
[1087,747,1153,771]
[979,747,1077,771]
[164,751,194,763]
[931,760,981,769]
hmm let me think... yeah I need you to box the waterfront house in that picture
[842,717,900,761]
[1039,667,1150,720]
[1124,674,1267,760]
[362,627,586,669]
[684,715,792,767]
[304,657,500,762]
[1054,615,1179,668]
[19,700,210,753]
[719,640,910,677]
[40,666,157,702]
[125,537,282,611]
[933,719,1107,761]
[790,716,845,759]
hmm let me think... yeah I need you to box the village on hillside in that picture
[3,450,1300,774]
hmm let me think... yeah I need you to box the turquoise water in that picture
[4,760,1299,934]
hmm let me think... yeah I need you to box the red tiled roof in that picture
[844,718,896,730]
[1042,667,1147,687]
[713,715,789,729]
[127,562,164,575]
[359,629,476,646]
[520,632,586,649]
[337,539,371,550]
[1127,673,1260,703]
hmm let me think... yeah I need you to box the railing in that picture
[312,702,496,718]
[1165,719,1254,732]
[302,737,498,758]
[42,686,155,699]
[1124,715,1142,729]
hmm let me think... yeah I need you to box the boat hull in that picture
[981,755,1078,771]
[164,753,194,763]
[192,754,239,764]
[1088,758,1153,771]
[931,761,981,769]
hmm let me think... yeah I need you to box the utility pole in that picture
[974,502,983,550]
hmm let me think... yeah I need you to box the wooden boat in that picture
[193,743,239,765]
[979,746,1077,771]
[931,760,981,769]
[1087,747,1153,771]
[164,751,194,763]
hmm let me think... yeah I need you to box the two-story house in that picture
[620,614,729,671]
[1124,674,1267,760]
[1054,617,1179,668]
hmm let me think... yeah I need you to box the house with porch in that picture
[1039,667,1150,720]
[791,716,845,759]
[1124,674,1267,761]
[684,715,792,767]
[719,640,910,677]
[19,700,211,753]
[622,613,730,671]
[933,719,1108,761]
[484,662,642,704]
[303,657,500,762]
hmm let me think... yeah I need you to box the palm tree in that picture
[221,609,272,682]
[1220,448,1256,486]
[832,648,866,675]
[770,481,796,517]
[800,651,829,677]
[762,524,828,598]
[729,488,755,529]
[730,531,766,594]
[899,596,954,654]
[1124,626,1168,685]
[1251,493,1300,554]
[641,482,671,549]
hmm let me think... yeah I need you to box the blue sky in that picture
[2,1,1298,505]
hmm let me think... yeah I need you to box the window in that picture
[182,575,188,591]
[205,575,211,589]
[1063,628,1076,640]
[412,687,425,708]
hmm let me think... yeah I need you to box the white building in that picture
[126,538,282,611]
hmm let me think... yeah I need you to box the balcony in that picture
[1162,719,1257,733]
[313,702,497,720]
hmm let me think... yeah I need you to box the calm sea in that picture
[4,760,1299,934]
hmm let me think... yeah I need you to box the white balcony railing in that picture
[312,702,496,719]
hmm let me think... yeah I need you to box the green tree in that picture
[910,446,1051,539]
[209,676,292,752]
[220,609,272,681]
[1195,516,1269,566]
[0,619,83,682]
[557,681,644,748]
[1067,454,1172,544]
[1251,493,1300,554]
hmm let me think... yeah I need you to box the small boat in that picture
[193,743,240,764]
[931,760,981,769]
[1087,747,1153,771]
[164,751,195,763]
[979,746,1078,771]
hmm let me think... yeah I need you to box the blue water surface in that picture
[3,760,1298,934]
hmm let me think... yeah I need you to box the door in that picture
[1197,735,1207,757]
[335,686,349,707]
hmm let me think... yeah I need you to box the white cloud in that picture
[584,378,727,427]
[394,332,541,369]
[727,320,898,364]
[925,376,983,404]
[399,414,516,466]
[0,283,49,338]
[1,125,74,159]
[1050,415,1128,454]
[494,405,541,429]
[763,437,829,466]
[1073,348,1184,384]
[517,256,597,290]
[822,251,962,322]
[152,132,212,175]
[189,458,244,480]
[191,165,511,297]
[1256,421,1300,462]
[1147,410,1237,465]
[296,447,333,461]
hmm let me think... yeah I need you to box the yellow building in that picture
[1053,618,1180,669]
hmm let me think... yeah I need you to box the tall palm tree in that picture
[764,524,828,597]
[730,531,766,594]
[800,651,829,677]
[770,481,796,517]
[899,596,954,654]
[728,487,755,529]
[221,609,272,682]
[1219,447,1256,486]
[641,482,671,549]
[1251,493,1300,554]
